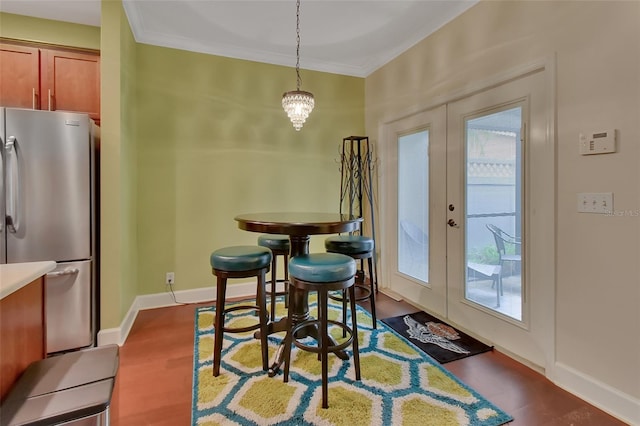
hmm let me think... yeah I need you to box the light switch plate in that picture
[577,192,613,214]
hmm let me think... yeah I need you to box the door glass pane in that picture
[398,130,429,283]
[465,107,523,320]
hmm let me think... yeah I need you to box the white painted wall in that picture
[365,1,639,423]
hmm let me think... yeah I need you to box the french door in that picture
[382,106,447,315]
[380,65,554,369]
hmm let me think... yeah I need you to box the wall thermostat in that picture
[579,129,616,155]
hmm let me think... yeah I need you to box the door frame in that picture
[376,57,556,372]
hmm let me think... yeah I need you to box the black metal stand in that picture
[339,136,379,292]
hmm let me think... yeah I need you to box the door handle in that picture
[5,136,20,233]
[46,268,80,277]
[447,219,459,228]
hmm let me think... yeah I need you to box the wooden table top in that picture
[234,212,362,236]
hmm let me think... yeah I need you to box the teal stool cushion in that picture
[289,253,356,283]
[210,246,272,271]
[257,235,290,252]
[325,235,374,255]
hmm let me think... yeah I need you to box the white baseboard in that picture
[552,362,639,425]
[96,281,259,347]
[378,288,404,301]
[97,295,140,347]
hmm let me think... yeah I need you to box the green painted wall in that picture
[0,6,364,327]
[134,44,364,295]
[0,12,100,50]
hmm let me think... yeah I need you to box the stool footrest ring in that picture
[221,304,263,334]
[223,304,260,314]
[328,285,372,303]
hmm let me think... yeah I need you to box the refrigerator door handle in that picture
[46,268,80,277]
[5,136,20,233]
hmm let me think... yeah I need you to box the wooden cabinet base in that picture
[0,277,45,402]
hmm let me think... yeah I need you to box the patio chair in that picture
[486,224,521,305]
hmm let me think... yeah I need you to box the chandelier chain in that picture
[295,0,302,90]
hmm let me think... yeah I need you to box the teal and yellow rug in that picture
[192,297,513,426]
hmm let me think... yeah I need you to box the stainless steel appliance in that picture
[0,108,96,354]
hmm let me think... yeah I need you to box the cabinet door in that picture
[41,49,100,123]
[0,43,40,109]
[0,277,45,400]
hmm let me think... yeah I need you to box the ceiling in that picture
[0,0,478,77]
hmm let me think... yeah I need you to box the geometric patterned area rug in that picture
[382,312,494,364]
[192,297,513,426]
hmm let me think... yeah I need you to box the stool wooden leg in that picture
[213,276,227,377]
[319,290,329,409]
[283,257,289,308]
[367,257,377,329]
[373,256,379,294]
[257,270,269,372]
[341,289,348,338]
[348,285,361,381]
[282,297,294,383]
[270,255,277,321]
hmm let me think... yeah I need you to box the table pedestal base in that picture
[266,323,349,377]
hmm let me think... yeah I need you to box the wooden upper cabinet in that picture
[41,48,101,124]
[0,41,100,124]
[0,43,40,109]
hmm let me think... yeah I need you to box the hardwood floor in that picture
[111,293,626,426]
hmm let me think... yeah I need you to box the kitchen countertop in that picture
[0,261,56,300]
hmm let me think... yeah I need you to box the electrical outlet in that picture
[166,272,175,285]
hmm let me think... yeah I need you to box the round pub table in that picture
[235,212,362,376]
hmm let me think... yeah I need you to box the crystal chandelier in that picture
[282,0,314,131]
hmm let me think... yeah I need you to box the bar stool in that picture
[257,234,290,320]
[210,245,272,377]
[324,235,377,330]
[283,253,360,409]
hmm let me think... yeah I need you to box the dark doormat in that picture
[382,311,493,363]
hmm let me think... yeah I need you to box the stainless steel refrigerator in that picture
[1,107,96,354]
